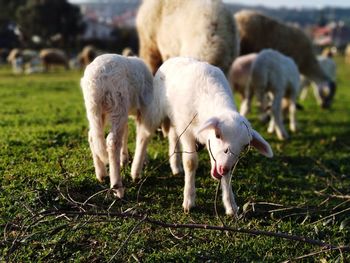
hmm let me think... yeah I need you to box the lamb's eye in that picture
[224,148,229,154]
[215,132,221,139]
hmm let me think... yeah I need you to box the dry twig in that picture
[38,209,350,252]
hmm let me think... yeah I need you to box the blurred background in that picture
[1,0,350,63]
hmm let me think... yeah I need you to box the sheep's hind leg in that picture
[288,100,297,133]
[130,123,152,181]
[107,119,127,199]
[271,93,289,140]
[120,123,129,168]
[89,130,107,182]
[88,112,107,182]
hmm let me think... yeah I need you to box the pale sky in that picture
[224,0,350,8]
[68,0,350,9]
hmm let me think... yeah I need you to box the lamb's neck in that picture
[197,93,237,122]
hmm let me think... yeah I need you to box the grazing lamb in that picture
[154,57,273,216]
[7,48,23,74]
[81,54,163,197]
[235,10,335,108]
[240,49,301,141]
[79,45,97,67]
[39,48,69,71]
[300,55,337,108]
[122,47,135,57]
[136,0,239,75]
[7,48,41,74]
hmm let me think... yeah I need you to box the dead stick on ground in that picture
[107,215,148,263]
[40,209,350,252]
[314,190,350,200]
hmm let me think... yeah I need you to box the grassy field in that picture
[0,58,349,262]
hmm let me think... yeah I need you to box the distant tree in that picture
[0,0,26,24]
[16,0,85,47]
[0,0,26,48]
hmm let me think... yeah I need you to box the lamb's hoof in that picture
[182,199,195,214]
[120,156,129,168]
[225,208,239,218]
[96,173,107,183]
[277,133,289,141]
[267,126,275,134]
[171,167,184,176]
[290,126,297,133]
[131,173,140,183]
[183,207,190,214]
[111,185,124,199]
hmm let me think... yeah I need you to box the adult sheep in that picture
[39,48,69,71]
[136,0,239,75]
[235,10,335,108]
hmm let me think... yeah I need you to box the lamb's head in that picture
[197,112,273,180]
[317,80,336,109]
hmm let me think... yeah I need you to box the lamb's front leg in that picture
[221,175,238,217]
[181,135,198,213]
[168,126,183,175]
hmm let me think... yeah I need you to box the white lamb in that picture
[81,54,163,197]
[239,49,301,141]
[154,57,273,216]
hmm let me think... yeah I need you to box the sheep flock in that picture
[6,0,347,215]
[79,0,345,215]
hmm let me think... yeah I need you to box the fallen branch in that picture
[314,190,350,200]
[39,209,350,252]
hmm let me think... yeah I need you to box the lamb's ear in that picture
[197,117,221,135]
[250,129,273,158]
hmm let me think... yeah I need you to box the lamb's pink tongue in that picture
[211,165,222,180]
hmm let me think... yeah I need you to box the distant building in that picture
[312,22,350,48]
[77,1,138,40]
[82,18,115,40]
[112,9,137,28]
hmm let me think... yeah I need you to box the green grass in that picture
[0,58,349,262]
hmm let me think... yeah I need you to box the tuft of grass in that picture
[0,58,349,262]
